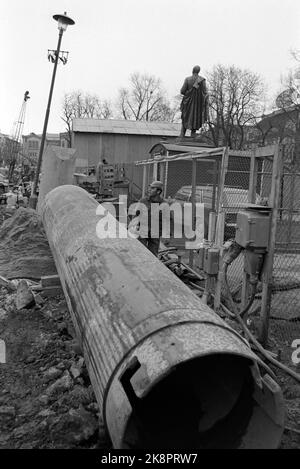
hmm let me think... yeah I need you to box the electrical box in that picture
[235,210,270,249]
[203,247,219,275]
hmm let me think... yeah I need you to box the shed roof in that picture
[72,118,181,136]
[150,142,214,154]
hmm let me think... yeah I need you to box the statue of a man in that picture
[180,65,208,138]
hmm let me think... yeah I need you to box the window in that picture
[28,140,39,150]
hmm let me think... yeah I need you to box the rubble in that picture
[37,409,56,418]
[0,406,16,418]
[0,275,16,292]
[0,208,57,280]
[15,280,35,310]
[49,406,99,445]
[0,307,7,320]
[45,371,73,398]
[70,357,85,380]
[0,211,110,450]
[38,395,50,406]
[42,366,63,383]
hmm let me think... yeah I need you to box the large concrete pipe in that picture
[41,185,285,449]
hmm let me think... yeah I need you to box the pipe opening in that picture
[122,354,260,449]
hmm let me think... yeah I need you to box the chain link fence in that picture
[271,143,300,347]
[128,145,300,346]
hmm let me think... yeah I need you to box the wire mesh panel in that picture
[131,146,300,347]
[120,163,144,202]
[270,142,300,345]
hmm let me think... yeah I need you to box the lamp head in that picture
[53,12,75,31]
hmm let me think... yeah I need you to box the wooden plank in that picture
[228,144,277,159]
[248,148,258,203]
[41,275,61,288]
[40,286,63,298]
[241,271,250,311]
[163,159,169,198]
[142,165,147,197]
[241,148,258,312]
[153,162,158,180]
[213,148,228,311]
[159,162,164,189]
[214,147,228,246]
[259,144,283,345]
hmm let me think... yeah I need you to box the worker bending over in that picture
[136,180,172,257]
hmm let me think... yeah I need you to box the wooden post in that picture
[163,160,169,198]
[213,211,225,311]
[214,147,228,246]
[160,163,165,192]
[214,148,228,310]
[142,165,147,198]
[153,162,158,180]
[248,148,258,203]
[212,160,218,212]
[241,148,259,311]
[207,159,218,243]
[259,144,283,345]
[189,157,197,267]
[287,169,295,245]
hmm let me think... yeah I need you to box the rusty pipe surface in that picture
[41,185,285,449]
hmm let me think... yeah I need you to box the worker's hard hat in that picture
[150,180,163,190]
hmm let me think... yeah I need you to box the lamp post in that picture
[29,12,75,209]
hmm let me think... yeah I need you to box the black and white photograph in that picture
[0,0,300,454]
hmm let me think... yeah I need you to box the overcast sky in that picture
[1,0,300,136]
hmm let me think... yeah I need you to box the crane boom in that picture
[7,91,30,182]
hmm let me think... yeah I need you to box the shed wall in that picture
[73,132,172,167]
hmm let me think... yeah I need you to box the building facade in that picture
[22,132,69,165]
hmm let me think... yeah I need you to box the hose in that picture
[179,261,205,282]
[223,263,258,318]
[161,250,300,383]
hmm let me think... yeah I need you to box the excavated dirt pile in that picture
[0,208,57,280]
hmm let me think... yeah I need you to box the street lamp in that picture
[29,12,75,209]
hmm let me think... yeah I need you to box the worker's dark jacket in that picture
[135,195,173,239]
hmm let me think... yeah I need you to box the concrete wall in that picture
[37,146,77,214]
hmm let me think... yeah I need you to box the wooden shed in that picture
[71,119,181,169]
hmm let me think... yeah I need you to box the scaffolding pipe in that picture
[41,185,285,449]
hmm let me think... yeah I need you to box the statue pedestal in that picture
[175,136,198,143]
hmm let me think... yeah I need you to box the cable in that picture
[223,263,258,318]
[179,261,205,282]
[221,279,300,384]
[161,248,300,383]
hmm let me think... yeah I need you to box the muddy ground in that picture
[0,288,111,449]
[0,205,299,449]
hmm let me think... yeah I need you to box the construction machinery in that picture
[7,91,30,182]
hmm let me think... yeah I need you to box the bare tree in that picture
[116,72,177,122]
[273,52,300,166]
[61,91,113,146]
[206,65,266,149]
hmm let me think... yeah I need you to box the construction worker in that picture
[136,180,170,257]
